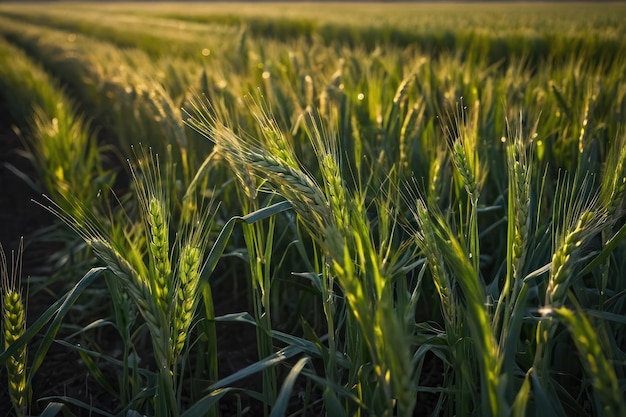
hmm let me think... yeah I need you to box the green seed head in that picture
[172,244,202,357]
[2,242,28,417]
[147,197,172,311]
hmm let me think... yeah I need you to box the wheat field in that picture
[1,2,625,416]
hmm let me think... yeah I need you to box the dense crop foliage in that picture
[1,2,625,416]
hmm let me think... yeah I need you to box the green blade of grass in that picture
[209,346,302,391]
[181,388,233,417]
[581,221,626,275]
[201,215,241,282]
[510,369,532,417]
[301,370,366,411]
[54,340,118,397]
[241,200,293,224]
[39,402,75,417]
[584,309,626,324]
[38,397,115,417]
[531,372,565,417]
[28,267,106,384]
[201,201,293,282]
[215,311,256,325]
[322,386,348,417]
[270,357,310,417]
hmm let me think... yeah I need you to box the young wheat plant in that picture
[41,148,217,416]
[493,118,535,350]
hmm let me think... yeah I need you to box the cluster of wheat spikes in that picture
[1,240,28,417]
[40,147,216,416]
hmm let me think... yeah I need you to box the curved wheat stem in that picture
[90,239,170,366]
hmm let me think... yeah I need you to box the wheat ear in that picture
[172,244,201,358]
[185,98,331,233]
[147,197,172,313]
[554,307,626,417]
[508,139,532,282]
[548,210,603,307]
[452,141,478,200]
[1,241,28,417]
[603,136,626,218]
[214,130,331,234]
[412,200,454,322]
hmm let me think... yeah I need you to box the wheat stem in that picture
[90,239,170,366]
